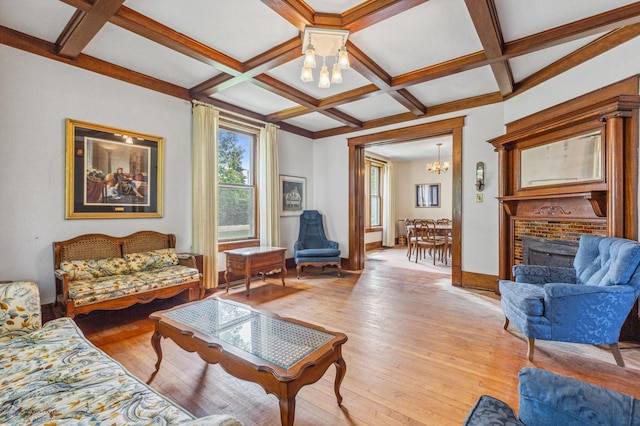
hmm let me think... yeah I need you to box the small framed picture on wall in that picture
[415,183,440,208]
[280,175,306,216]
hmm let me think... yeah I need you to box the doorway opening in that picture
[347,116,464,285]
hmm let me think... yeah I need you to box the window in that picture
[218,125,258,241]
[370,164,381,227]
[365,158,384,228]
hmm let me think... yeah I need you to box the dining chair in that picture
[405,218,417,259]
[436,218,453,258]
[415,220,447,265]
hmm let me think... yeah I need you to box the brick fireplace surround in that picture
[514,220,607,265]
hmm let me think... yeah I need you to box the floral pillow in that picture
[125,248,179,272]
[60,257,130,281]
[0,281,41,341]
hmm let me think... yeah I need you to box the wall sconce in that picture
[476,161,484,191]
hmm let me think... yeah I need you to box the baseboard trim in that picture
[365,241,382,251]
[461,271,498,292]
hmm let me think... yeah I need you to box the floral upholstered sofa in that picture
[54,231,204,318]
[0,281,241,425]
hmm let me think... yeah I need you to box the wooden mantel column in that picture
[604,114,625,237]
[496,146,510,282]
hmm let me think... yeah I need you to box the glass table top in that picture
[163,298,335,369]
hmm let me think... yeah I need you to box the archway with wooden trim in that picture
[348,116,465,285]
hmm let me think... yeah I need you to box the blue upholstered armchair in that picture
[294,210,342,278]
[500,235,640,367]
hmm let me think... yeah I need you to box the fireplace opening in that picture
[522,236,579,268]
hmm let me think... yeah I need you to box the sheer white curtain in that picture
[382,161,396,247]
[192,104,219,289]
[259,123,280,246]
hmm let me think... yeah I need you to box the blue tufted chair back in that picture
[573,235,640,290]
[297,210,331,249]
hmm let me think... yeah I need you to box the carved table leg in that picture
[279,396,296,426]
[334,356,347,406]
[151,331,163,371]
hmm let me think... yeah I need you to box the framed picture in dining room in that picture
[65,119,164,219]
[415,183,440,207]
[280,175,306,216]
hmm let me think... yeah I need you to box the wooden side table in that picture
[224,246,287,296]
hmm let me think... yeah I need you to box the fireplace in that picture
[522,237,578,268]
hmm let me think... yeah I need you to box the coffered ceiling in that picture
[2,0,640,139]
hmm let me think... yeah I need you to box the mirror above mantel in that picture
[519,130,603,190]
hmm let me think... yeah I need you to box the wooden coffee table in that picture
[150,297,348,426]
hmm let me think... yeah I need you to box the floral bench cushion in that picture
[0,317,240,425]
[57,248,199,307]
[0,281,41,342]
[60,257,130,280]
[125,248,179,272]
[68,266,200,307]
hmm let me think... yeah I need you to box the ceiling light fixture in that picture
[300,27,350,89]
[426,143,450,174]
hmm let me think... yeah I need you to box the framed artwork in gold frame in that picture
[65,119,163,219]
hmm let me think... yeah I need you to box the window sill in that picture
[218,239,260,252]
[365,227,383,233]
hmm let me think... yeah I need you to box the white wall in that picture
[1,45,192,303]
[461,103,503,275]
[396,157,453,221]
[311,138,350,257]
[505,38,640,123]
[277,130,315,258]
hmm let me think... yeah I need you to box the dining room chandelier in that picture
[426,143,450,174]
[300,27,350,88]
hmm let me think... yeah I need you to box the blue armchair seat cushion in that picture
[295,248,341,258]
[574,235,640,287]
[499,281,545,316]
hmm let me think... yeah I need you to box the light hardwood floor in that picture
[75,247,640,425]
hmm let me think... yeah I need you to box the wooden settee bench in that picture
[53,231,203,318]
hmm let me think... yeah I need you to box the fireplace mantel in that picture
[498,191,607,218]
[488,76,640,286]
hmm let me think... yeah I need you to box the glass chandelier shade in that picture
[300,65,313,82]
[331,61,342,83]
[338,44,350,69]
[303,43,316,68]
[318,64,331,88]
